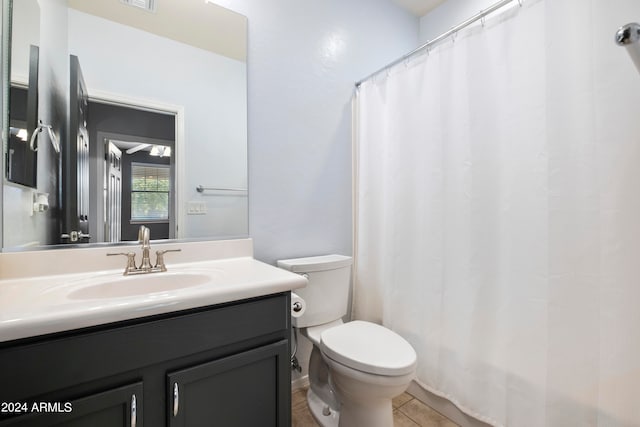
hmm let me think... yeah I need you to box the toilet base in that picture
[307,388,340,427]
[324,352,415,427]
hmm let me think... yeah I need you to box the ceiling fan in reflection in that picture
[125,143,171,157]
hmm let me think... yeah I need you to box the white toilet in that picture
[278,255,417,427]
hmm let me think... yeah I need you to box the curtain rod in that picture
[355,0,517,88]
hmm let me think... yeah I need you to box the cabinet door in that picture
[168,340,290,427]
[0,382,142,427]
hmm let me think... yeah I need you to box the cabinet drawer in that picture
[167,340,290,427]
[0,382,142,427]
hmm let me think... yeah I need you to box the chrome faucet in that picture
[108,226,181,275]
[139,226,153,272]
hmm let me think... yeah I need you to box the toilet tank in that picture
[277,255,352,328]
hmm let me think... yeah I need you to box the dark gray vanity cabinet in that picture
[0,293,291,427]
[168,341,288,427]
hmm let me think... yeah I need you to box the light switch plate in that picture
[187,201,207,215]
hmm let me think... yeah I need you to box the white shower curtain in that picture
[354,0,640,425]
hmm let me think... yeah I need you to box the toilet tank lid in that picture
[277,254,352,273]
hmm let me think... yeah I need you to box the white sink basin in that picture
[0,254,308,343]
[68,271,216,300]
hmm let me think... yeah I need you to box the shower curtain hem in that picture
[413,379,502,427]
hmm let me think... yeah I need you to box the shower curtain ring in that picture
[481,16,486,27]
[452,30,458,43]
[517,0,523,6]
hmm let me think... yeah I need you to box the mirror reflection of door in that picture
[105,142,122,243]
[62,54,90,243]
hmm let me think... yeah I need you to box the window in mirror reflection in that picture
[131,163,171,222]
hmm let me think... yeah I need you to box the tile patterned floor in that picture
[292,388,459,427]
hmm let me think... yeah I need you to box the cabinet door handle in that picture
[173,382,179,417]
[131,394,137,427]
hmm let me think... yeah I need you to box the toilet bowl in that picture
[278,255,417,427]
[319,320,417,427]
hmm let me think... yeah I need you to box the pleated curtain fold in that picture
[354,0,640,425]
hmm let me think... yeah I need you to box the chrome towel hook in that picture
[29,120,60,153]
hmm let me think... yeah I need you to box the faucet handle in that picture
[155,249,182,272]
[107,252,137,275]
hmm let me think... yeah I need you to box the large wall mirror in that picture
[2,0,248,250]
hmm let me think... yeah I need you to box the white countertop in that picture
[0,239,307,343]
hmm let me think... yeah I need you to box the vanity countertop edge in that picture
[0,238,308,343]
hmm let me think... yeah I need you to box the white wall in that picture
[211,0,419,265]
[420,0,509,42]
[68,10,248,240]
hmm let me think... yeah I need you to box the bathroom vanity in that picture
[0,293,290,426]
[0,239,306,427]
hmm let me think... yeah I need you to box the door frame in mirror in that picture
[87,88,185,242]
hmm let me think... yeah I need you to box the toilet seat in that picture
[320,320,417,376]
[302,319,344,346]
